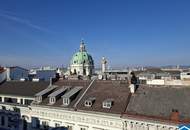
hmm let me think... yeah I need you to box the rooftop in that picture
[0,81,49,97]
[36,80,91,108]
[76,80,130,114]
[124,85,190,123]
[1,79,190,124]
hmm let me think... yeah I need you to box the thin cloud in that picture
[0,11,50,33]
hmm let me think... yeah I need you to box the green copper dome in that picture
[71,41,94,66]
[71,51,94,65]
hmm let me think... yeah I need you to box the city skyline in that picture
[0,0,190,68]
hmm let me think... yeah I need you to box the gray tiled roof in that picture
[0,81,49,97]
[38,80,91,108]
[126,85,190,120]
[62,87,83,98]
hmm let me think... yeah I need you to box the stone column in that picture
[23,99,26,105]
[17,98,21,104]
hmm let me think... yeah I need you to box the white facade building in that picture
[0,80,188,130]
[180,72,190,80]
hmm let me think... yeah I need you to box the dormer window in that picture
[85,101,92,107]
[36,96,42,103]
[62,87,83,106]
[63,98,70,106]
[48,87,69,105]
[102,99,114,109]
[84,97,96,107]
[49,97,55,104]
[35,87,56,103]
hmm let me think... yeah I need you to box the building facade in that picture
[0,79,189,130]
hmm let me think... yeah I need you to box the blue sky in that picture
[0,0,190,68]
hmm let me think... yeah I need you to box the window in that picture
[42,121,49,129]
[36,96,42,102]
[67,125,72,130]
[85,101,92,107]
[55,123,60,127]
[13,107,20,112]
[31,117,40,128]
[25,99,33,105]
[50,97,55,104]
[63,98,70,106]
[80,128,87,130]
[20,99,23,104]
[2,106,6,110]
[84,98,95,107]
[102,99,113,109]
[103,102,111,108]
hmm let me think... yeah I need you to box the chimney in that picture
[171,109,179,122]
[49,77,52,86]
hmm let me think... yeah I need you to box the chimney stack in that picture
[49,77,52,86]
[171,109,179,122]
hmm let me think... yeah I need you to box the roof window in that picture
[102,99,114,109]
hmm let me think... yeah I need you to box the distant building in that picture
[36,70,56,81]
[135,68,187,85]
[180,72,190,80]
[0,67,6,83]
[6,66,29,81]
[103,70,129,80]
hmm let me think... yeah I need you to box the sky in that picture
[0,0,190,68]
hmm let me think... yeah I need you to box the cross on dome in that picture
[80,39,86,52]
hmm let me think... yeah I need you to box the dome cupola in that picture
[69,40,94,76]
